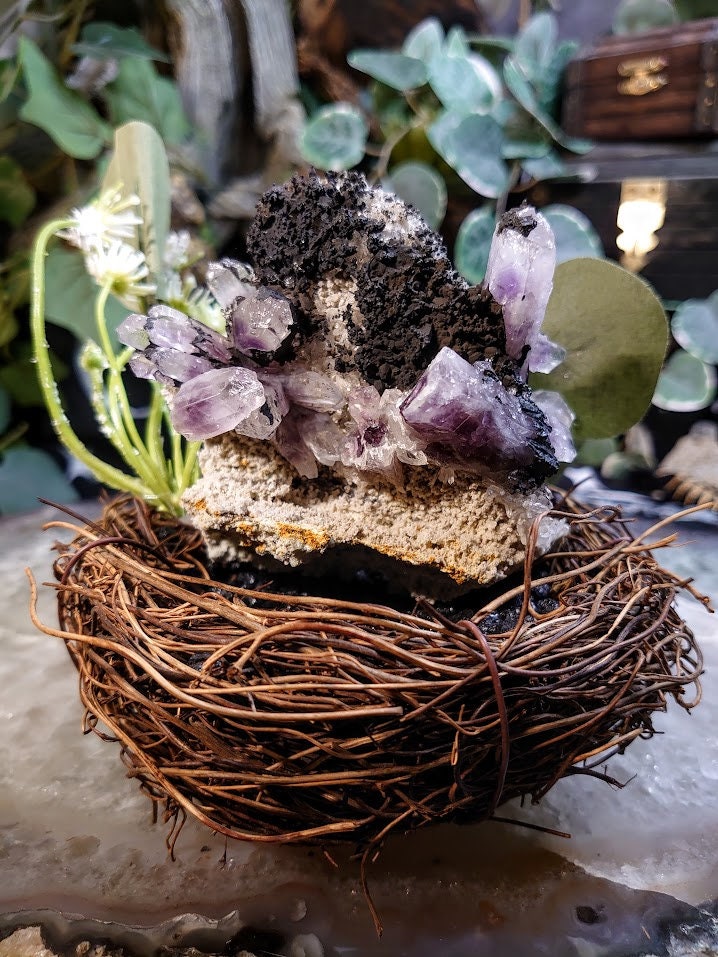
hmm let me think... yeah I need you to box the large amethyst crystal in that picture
[119,172,574,488]
[401,348,557,479]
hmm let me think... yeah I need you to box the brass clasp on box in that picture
[617,55,669,96]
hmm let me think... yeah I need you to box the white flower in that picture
[160,271,225,333]
[60,188,143,252]
[163,229,193,270]
[86,241,156,310]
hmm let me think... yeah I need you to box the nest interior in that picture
[34,494,705,861]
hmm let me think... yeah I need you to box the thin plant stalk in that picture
[31,218,149,501]
[31,218,197,515]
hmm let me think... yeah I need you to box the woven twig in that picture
[30,494,708,863]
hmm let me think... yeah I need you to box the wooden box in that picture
[562,18,718,140]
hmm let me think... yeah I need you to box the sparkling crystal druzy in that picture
[119,171,572,490]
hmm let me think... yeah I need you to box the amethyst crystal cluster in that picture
[118,172,574,489]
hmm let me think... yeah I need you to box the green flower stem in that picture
[92,280,174,502]
[145,385,167,474]
[171,429,184,489]
[31,218,149,501]
[94,282,118,370]
[179,440,200,494]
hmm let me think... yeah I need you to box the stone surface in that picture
[183,434,565,595]
[2,503,718,956]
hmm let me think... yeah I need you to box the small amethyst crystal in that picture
[485,206,564,377]
[231,287,294,355]
[171,367,266,442]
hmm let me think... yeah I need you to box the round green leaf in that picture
[671,292,718,364]
[0,446,78,515]
[72,22,170,62]
[541,204,604,264]
[300,103,368,171]
[347,50,427,91]
[495,101,551,159]
[403,18,444,62]
[427,52,501,115]
[574,437,620,468]
[454,206,496,284]
[385,161,447,230]
[653,349,717,412]
[104,59,190,145]
[515,12,558,85]
[522,150,568,180]
[503,55,592,154]
[530,258,669,440]
[18,36,110,159]
[428,111,508,199]
[445,26,471,58]
[44,247,130,345]
[613,0,679,35]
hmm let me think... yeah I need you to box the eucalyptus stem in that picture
[31,219,149,500]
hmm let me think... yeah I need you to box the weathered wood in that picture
[166,0,244,185]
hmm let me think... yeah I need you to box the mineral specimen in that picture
[118,172,573,490]
[117,171,578,592]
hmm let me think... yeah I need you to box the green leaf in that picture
[428,111,508,199]
[0,445,78,514]
[530,258,668,440]
[0,154,34,226]
[300,103,368,171]
[670,291,718,364]
[44,247,130,345]
[652,349,717,412]
[541,204,603,264]
[504,55,592,154]
[444,26,471,58]
[403,18,444,62]
[454,206,496,284]
[522,149,569,180]
[0,344,68,407]
[102,121,171,283]
[537,40,578,116]
[385,161,447,230]
[427,51,501,115]
[18,37,110,159]
[347,50,427,91]
[494,101,551,159]
[72,22,170,62]
[574,437,620,468]
[104,58,189,145]
[514,12,558,86]
[613,0,679,35]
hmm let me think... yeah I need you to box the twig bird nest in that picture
[31,493,708,867]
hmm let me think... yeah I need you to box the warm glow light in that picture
[616,179,667,271]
